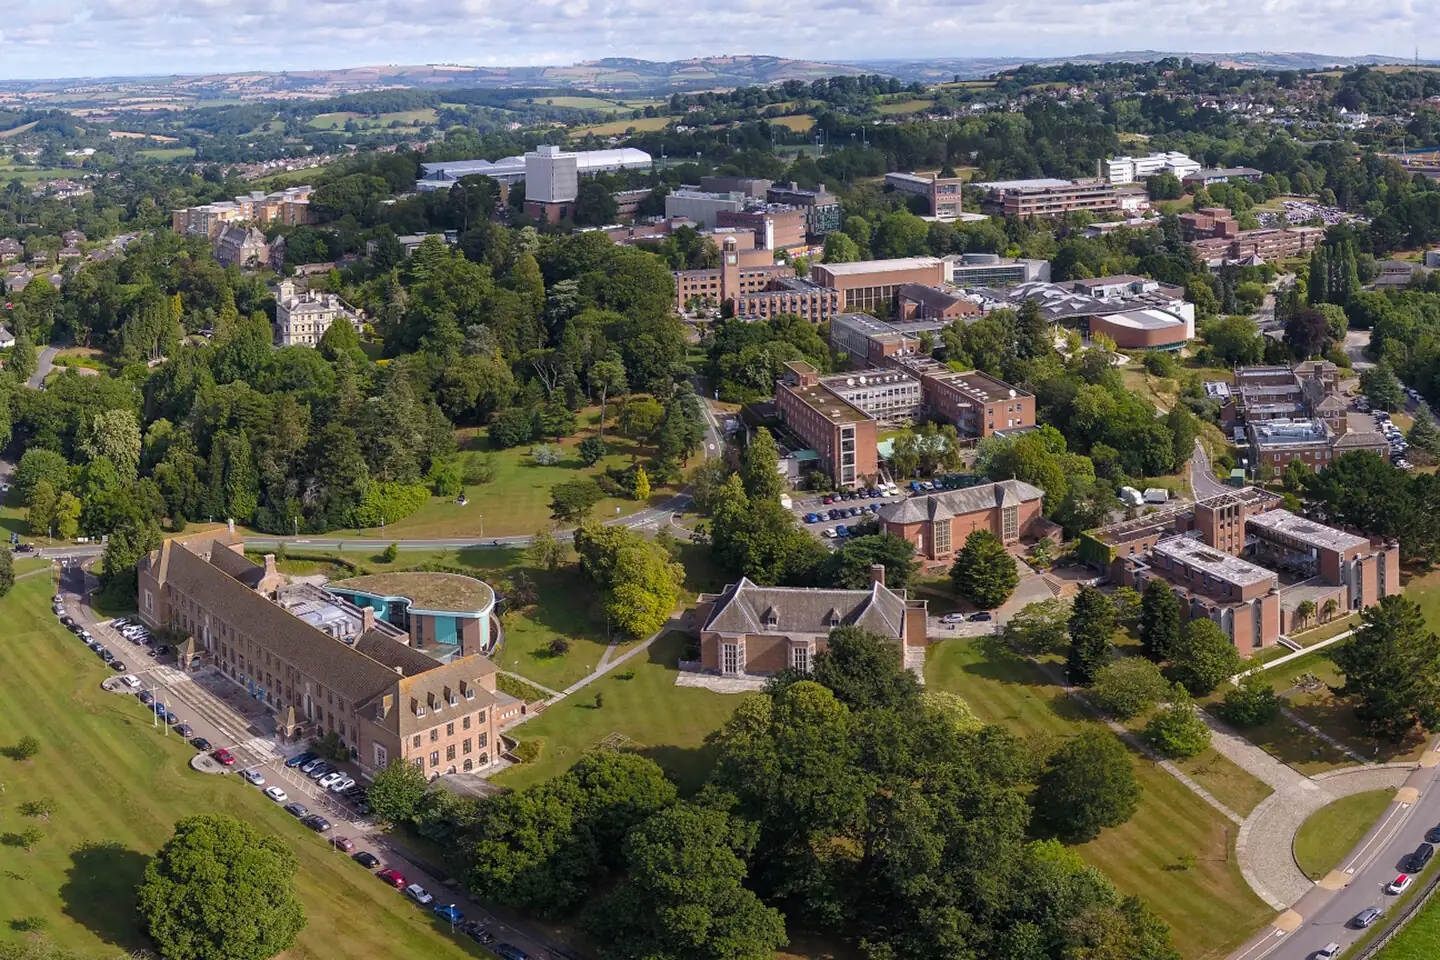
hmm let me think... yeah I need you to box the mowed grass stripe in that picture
[0,577,487,958]
[925,638,1272,960]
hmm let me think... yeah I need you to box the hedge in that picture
[351,482,430,528]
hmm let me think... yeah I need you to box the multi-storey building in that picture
[693,568,927,677]
[715,205,807,253]
[171,187,315,237]
[1246,419,1390,476]
[774,360,878,489]
[879,479,1048,560]
[1105,151,1201,184]
[1125,533,1282,651]
[909,364,1036,438]
[817,368,923,421]
[732,277,842,323]
[973,179,1124,218]
[137,533,513,780]
[828,312,923,368]
[274,279,362,347]
[944,253,1050,286]
[885,172,967,218]
[416,148,651,190]
[1221,362,1346,432]
[213,225,270,270]
[809,257,948,312]
[664,189,748,228]
[765,182,842,239]
[698,176,773,199]
[896,283,981,322]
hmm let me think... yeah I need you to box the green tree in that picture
[740,427,785,502]
[78,408,142,481]
[950,529,1019,610]
[818,533,917,590]
[52,491,80,541]
[1067,585,1116,686]
[589,357,628,437]
[14,449,68,508]
[1409,408,1440,459]
[1332,595,1440,737]
[573,179,620,227]
[584,803,788,960]
[574,521,684,637]
[526,525,569,570]
[822,231,861,263]
[1111,585,1143,625]
[577,435,608,466]
[1361,362,1406,412]
[381,542,399,563]
[810,625,921,711]
[367,758,431,826]
[1170,619,1243,696]
[1143,686,1211,759]
[550,477,605,523]
[1002,599,1070,656]
[1219,667,1284,727]
[7,329,36,385]
[137,814,305,960]
[0,545,11,598]
[27,480,57,537]
[1090,657,1172,720]
[1031,729,1141,843]
[1139,579,1181,661]
[632,465,651,501]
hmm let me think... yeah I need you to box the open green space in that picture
[308,109,438,130]
[0,576,489,958]
[135,147,196,161]
[925,637,1273,960]
[771,114,817,132]
[0,164,75,183]
[874,98,935,114]
[1294,788,1397,879]
[1376,881,1440,958]
[495,632,741,794]
[516,96,631,111]
[572,115,671,137]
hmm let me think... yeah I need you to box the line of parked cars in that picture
[281,751,365,806]
[1373,411,1414,470]
[1338,837,1438,943]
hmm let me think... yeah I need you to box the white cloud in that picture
[0,0,1436,79]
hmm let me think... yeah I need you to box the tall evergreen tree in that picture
[1139,579,1181,660]
[740,427,785,502]
[1067,585,1116,686]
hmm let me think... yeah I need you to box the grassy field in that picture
[135,147,195,161]
[495,632,741,794]
[0,576,490,958]
[515,96,630,111]
[0,165,76,183]
[1376,882,1440,958]
[1293,788,1397,879]
[874,99,935,114]
[572,115,671,137]
[308,109,438,130]
[326,419,677,541]
[771,114,817,132]
[925,637,1273,960]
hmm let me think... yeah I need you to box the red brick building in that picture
[774,361,878,489]
[878,479,1047,561]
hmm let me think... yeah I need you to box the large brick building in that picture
[878,479,1048,561]
[775,361,878,489]
[693,569,927,677]
[138,534,513,780]
[809,257,948,312]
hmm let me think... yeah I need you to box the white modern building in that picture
[1105,152,1201,184]
[415,147,652,191]
[525,146,580,205]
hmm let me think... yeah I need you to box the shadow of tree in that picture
[58,840,151,952]
[637,744,717,796]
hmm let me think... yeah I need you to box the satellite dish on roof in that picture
[846,378,855,386]
[1008,389,1016,398]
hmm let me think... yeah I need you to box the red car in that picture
[212,748,235,766]
[377,868,406,888]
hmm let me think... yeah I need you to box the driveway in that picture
[1191,439,1231,500]
[28,345,57,389]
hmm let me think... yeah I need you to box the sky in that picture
[0,0,1434,80]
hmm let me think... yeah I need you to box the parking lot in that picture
[788,477,992,543]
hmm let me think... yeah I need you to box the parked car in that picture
[835,525,849,537]
[300,815,332,833]
[100,650,114,663]
[189,737,211,751]
[493,943,530,960]
[300,757,326,774]
[285,752,316,769]
[282,802,309,818]
[433,904,464,924]
[1388,874,1414,894]
[460,921,495,944]
[138,691,154,705]
[121,674,140,688]
[939,613,967,624]
[328,776,356,793]
[330,836,356,853]
[174,723,193,739]
[353,851,380,868]
[377,869,406,888]
[822,528,836,539]
[1315,943,1342,959]
[1352,906,1383,929]
[404,883,434,905]
[163,711,178,724]
[241,768,265,786]
[1409,842,1435,873]
[969,612,993,622]
[263,786,289,803]
[317,771,345,789]
[212,748,236,766]
[1425,823,1440,844]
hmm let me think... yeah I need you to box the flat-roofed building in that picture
[1182,166,1263,187]
[1246,508,1400,627]
[944,253,1050,286]
[1089,308,1193,350]
[715,205,807,252]
[1124,533,1282,651]
[897,361,1035,438]
[829,312,923,368]
[818,369,922,421]
[416,147,651,190]
[733,277,842,323]
[774,360,877,489]
[810,257,947,312]
[885,171,967,218]
[765,182,842,239]
[972,179,1123,218]
[879,479,1047,560]
[664,189,747,228]
[1105,152,1201,184]
[699,176,773,199]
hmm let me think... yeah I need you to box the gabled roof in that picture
[879,479,1044,525]
[701,578,908,640]
[1332,430,1389,450]
[207,545,268,588]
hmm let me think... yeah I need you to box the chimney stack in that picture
[361,607,375,633]
[870,563,887,587]
[227,518,235,534]
[263,553,277,579]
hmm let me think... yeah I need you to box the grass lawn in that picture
[925,637,1273,960]
[0,576,490,959]
[308,109,438,130]
[1294,788,1398,879]
[874,98,935,114]
[771,114,817,132]
[135,147,196,161]
[572,116,671,137]
[1376,882,1440,958]
[495,632,741,794]
[327,420,678,541]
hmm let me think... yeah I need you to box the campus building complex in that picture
[693,569,927,677]
[775,361,879,489]
[273,279,363,347]
[809,257,948,312]
[137,533,515,779]
[1084,487,1401,649]
[885,172,966,218]
[416,147,652,190]
[878,479,1050,561]
[171,187,316,237]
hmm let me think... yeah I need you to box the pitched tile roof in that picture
[879,479,1044,525]
[701,577,909,639]
[207,545,267,588]
[161,544,425,704]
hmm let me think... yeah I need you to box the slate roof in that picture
[879,479,1044,525]
[393,659,502,737]
[355,630,453,677]
[1332,430,1390,451]
[160,543,427,704]
[701,577,909,640]
[207,545,268,588]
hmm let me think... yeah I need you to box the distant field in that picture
[573,115,671,137]
[875,98,935,114]
[248,163,333,185]
[513,95,630,111]
[770,114,816,132]
[135,147,195,161]
[0,164,77,183]
[307,108,437,130]
[0,121,39,138]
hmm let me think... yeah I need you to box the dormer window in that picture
[762,605,779,628]
[465,689,475,700]
[825,607,842,628]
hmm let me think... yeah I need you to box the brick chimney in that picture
[870,563,886,587]
[361,607,375,633]
[263,554,277,579]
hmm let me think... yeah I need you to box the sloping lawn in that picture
[926,637,1273,960]
[0,576,489,958]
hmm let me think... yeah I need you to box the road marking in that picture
[1342,800,1416,874]
[1273,910,1303,933]
[1229,919,1295,960]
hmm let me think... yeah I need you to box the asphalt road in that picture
[1230,751,1440,960]
[27,345,57,389]
[1190,440,1232,500]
